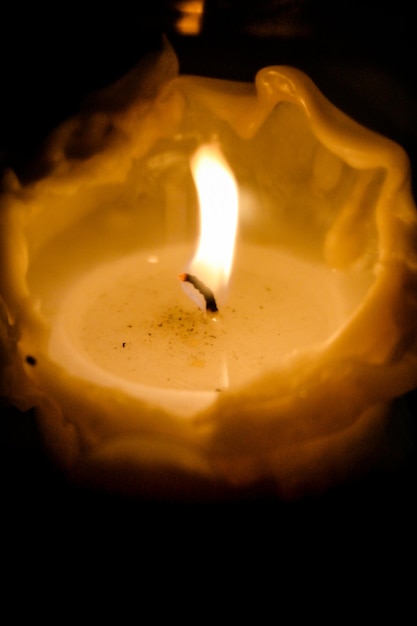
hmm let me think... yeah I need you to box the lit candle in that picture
[47,142,352,418]
[1,41,417,498]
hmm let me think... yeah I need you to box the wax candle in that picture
[1,41,417,499]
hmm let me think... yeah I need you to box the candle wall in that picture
[1,41,417,499]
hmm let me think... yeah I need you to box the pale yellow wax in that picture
[1,39,417,498]
[49,243,371,415]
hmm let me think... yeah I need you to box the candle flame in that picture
[174,1,205,36]
[182,144,238,311]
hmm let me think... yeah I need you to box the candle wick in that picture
[179,273,219,313]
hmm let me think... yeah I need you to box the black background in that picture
[1,1,416,581]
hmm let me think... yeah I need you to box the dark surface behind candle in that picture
[0,1,415,584]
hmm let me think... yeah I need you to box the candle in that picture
[1,41,417,499]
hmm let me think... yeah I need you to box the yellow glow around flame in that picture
[184,144,239,310]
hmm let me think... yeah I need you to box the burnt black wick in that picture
[179,273,219,313]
